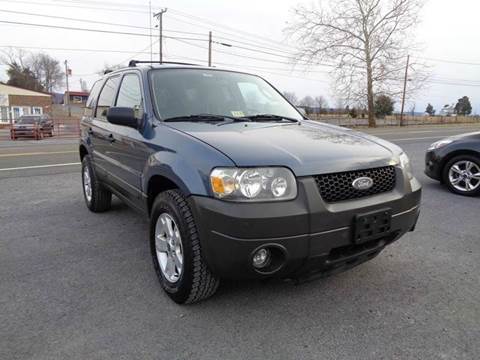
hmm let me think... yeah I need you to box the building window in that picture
[0,106,8,123]
[73,96,83,103]
[32,107,43,114]
[12,107,21,120]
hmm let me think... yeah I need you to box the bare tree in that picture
[287,0,429,127]
[0,47,28,68]
[283,91,298,105]
[300,95,316,108]
[1,49,64,92]
[29,53,64,92]
[314,95,328,111]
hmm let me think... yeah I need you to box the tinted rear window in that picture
[17,116,40,124]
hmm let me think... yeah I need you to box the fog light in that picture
[252,248,270,268]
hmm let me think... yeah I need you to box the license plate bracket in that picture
[353,208,392,244]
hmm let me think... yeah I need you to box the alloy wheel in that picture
[155,213,184,283]
[83,166,93,202]
[448,160,480,192]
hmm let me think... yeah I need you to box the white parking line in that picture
[0,151,77,158]
[0,162,80,171]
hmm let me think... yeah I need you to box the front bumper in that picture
[425,150,442,180]
[189,169,421,280]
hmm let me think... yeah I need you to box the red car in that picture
[10,115,54,140]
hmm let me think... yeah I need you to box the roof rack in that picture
[128,60,202,67]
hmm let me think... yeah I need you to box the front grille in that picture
[314,166,396,203]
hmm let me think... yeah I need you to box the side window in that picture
[84,80,103,116]
[95,76,120,119]
[116,74,143,118]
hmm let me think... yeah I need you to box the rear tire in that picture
[81,155,112,212]
[150,190,219,304]
[442,155,480,196]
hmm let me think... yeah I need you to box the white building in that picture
[0,83,52,125]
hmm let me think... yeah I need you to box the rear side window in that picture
[95,76,120,119]
[116,74,143,118]
[84,80,103,116]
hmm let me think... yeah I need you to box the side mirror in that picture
[106,107,138,128]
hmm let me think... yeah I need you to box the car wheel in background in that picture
[443,155,480,196]
[150,189,219,304]
[81,155,112,212]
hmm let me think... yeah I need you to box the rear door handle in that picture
[108,133,116,143]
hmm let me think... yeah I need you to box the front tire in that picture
[150,190,219,304]
[443,155,480,196]
[81,155,112,212]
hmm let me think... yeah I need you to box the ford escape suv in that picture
[80,61,422,304]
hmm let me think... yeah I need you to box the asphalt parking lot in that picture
[1,125,479,360]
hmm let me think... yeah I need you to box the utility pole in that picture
[154,8,167,63]
[207,32,232,67]
[208,31,212,67]
[64,60,71,118]
[400,54,410,127]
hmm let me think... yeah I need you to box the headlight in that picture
[428,139,453,151]
[210,167,297,201]
[398,152,413,179]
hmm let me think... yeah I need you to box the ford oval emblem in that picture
[352,177,374,191]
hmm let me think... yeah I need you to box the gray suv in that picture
[80,61,422,304]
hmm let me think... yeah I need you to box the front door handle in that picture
[108,133,116,143]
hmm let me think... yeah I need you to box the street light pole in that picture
[154,8,167,63]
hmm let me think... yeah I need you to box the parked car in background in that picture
[79,62,422,304]
[10,114,53,140]
[425,132,480,196]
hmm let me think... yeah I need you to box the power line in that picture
[170,37,335,68]
[4,1,480,69]
[0,0,149,14]
[0,8,205,36]
[0,44,332,75]
[42,0,296,51]
[0,44,153,55]
[166,8,291,50]
[166,13,293,53]
[425,80,480,88]
[164,53,330,83]
[0,8,302,61]
[416,56,480,66]
[0,20,208,42]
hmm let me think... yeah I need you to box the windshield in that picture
[150,69,303,121]
[17,116,41,124]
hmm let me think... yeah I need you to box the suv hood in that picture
[166,120,400,176]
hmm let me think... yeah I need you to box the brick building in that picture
[64,91,89,105]
[0,83,52,125]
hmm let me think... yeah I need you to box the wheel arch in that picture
[146,174,183,215]
[440,149,480,174]
[79,143,89,161]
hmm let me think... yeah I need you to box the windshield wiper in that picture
[240,114,299,123]
[163,114,246,123]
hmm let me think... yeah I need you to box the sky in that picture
[0,0,479,114]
